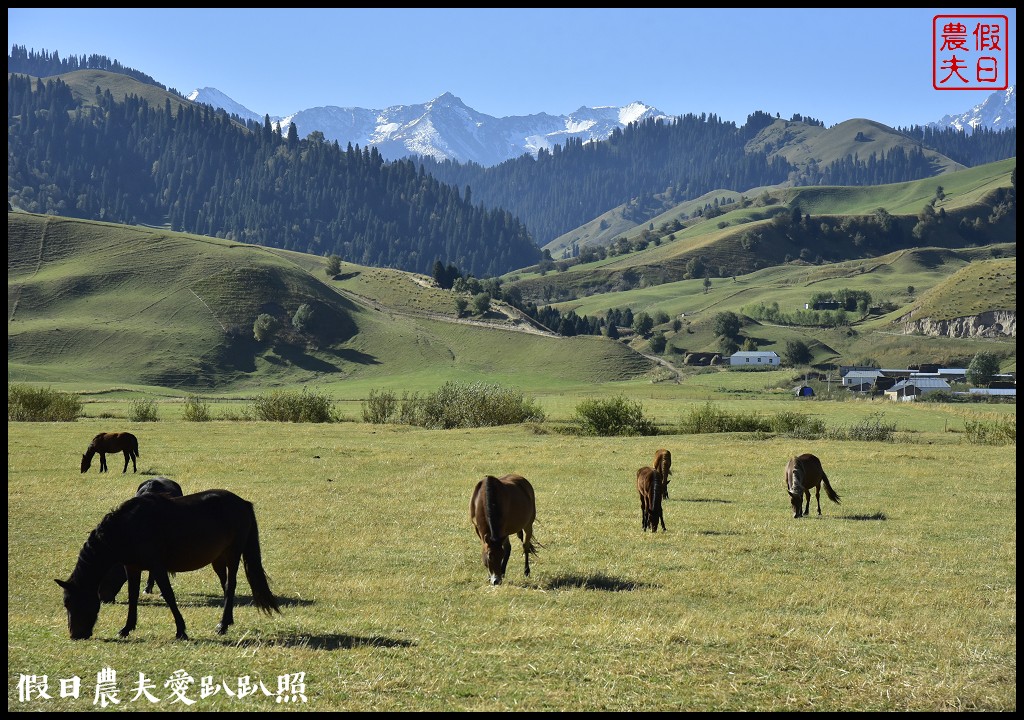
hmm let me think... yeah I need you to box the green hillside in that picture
[511,158,1016,305]
[746,118,965,175]
[7,213,655,393]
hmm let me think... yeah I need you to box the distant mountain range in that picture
[929,85,1016,134]
[188,86,1015,168]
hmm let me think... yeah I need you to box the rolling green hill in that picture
[7,212,655,393]
[513,158,1016,308]
[745,117,965,175]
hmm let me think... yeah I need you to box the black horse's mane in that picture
[72,494,168,579]
[483,475,502,543]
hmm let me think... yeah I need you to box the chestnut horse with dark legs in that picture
[98,478,204,603]
[653,448,672,499]
[785,453,841,518]
[636,466,665,532]
[81,432,139,474]
[470,474,538,586]
[56,489,280,640]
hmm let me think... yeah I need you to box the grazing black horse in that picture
[470,474,539,586]
[81,432,139,474]
[98,478,186,603]
[56,489,281,640]
[785,453,841,518]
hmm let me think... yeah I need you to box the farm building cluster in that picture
[839,365,1016,401]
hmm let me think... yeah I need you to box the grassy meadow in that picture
[7,406,1016,711]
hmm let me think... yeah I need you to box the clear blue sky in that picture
[8,8,1017,128]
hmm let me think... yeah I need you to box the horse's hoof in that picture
[118,628,132,638]
[176,632,190,641]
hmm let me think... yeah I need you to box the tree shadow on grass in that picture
[225,633,415,650]
[543,573,656,592]
[839,512,888,521]
[695,529,742,536]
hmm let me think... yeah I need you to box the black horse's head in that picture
[482,536,507,586]
[55,578,101,639]
[80,454,90,473]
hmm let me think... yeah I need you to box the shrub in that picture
[418,381,545,429]
[679,402,825,437]
[127,398,159,422]
[250,388,337,423]
[827,412,895,442]
[362,388,398,424]
[8,384,82,421]
[962,415,1016,445]
[182,395,212,422]
[574,395,657,436]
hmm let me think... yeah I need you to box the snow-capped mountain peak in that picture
[186,87,265,124]
[188,89,671,167]
[930,85,1016,133]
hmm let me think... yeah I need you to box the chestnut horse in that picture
[56,489,280,640]
[653,448,672,499]
[81,432,139,474]
[636,466,665,532]
[470,474,538,586]
[785,453,841,518]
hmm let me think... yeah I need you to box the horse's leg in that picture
[99,452,107,473]
[216,556,240,635]
[212,560,228,591]
[150,570,189,640]
[815,485,822,515]
[640,497,648,531]
[118,569,143,638]
[122,450,129,473]
[144,572,156,595]
[500,538,512,576]
[658,505,666,532]
[803,490,811,517]
[518,529,532,577]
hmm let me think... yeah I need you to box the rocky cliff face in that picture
[899,310,1016,338]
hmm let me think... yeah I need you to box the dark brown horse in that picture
[81,432,139,474]
[55,489,280,640]
[470,474,539,586]
[785,453,841,518]
[636,466,665,532]
[99,478,188,603]
[653,448,672,499]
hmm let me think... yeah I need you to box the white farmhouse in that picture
[728,351,781,367]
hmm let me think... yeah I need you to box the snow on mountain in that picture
[929,85,1016,133]
[188,88,670,167]
[186,87,265,125]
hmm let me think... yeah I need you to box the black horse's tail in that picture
[822,472,841,505]
[242,511,281,615]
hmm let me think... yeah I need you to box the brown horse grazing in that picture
[785,453,841,518]
[470,474,539,586]
[636,466,666,532]
[81,432,139,474]
[55,489,281,640]
[99,478,192,603]
[653,448,672,499]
